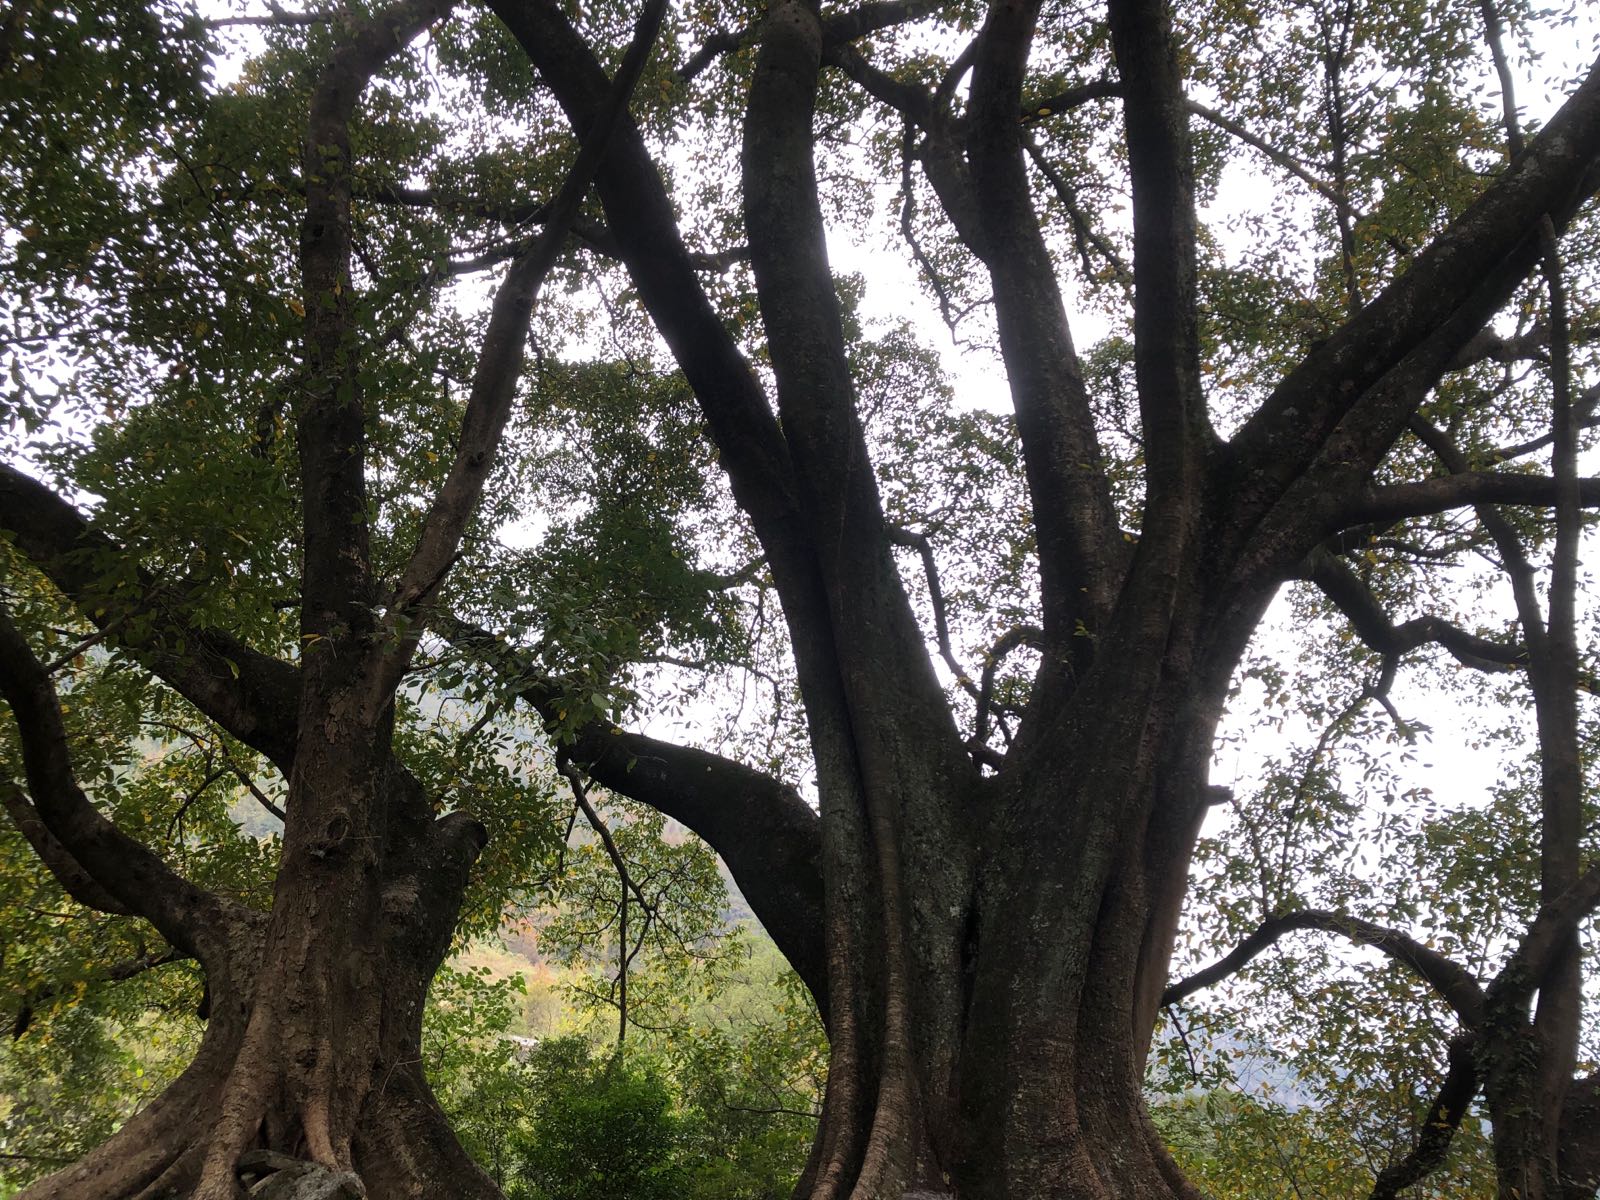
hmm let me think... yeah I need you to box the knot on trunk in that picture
[239,1150,364,1199]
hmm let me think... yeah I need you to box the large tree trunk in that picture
[15,778,497,1200]
[793,608,1240,1200]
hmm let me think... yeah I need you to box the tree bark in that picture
[14,794,494,1200]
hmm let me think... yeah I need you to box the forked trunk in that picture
[795,617,1234,1200]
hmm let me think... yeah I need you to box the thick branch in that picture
[742,0,891,563]
[964,0,1122,684]
[1227,52,1600,540]
[1560,1072,1600,1198]
[1163,908,1486,1027]
[0,465,301,768]
[489,0,852,704]
[743,0,971,769]
[1492,862,1600,1007]
[678,0,942,82]
[1346,470,1600,528]
[1108,0,1211,517]
[297,0,454,664]
[441,619,828,1010]
[1,783,132,915]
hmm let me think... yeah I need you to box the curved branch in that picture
[0,465,301,768]
[1368,1032,1481,1200]
[1021,130,1131,284]
[440,618,828,1011]
[1163,908,1486,1027]
[974,623,1043,747]
[489,0,865,746]
[1300,547,1527,672]
[1,784,132,916]
[0,606,239,961]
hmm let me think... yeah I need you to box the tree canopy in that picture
[1,0,1599,1196]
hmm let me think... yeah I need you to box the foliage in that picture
[2,0,1599,1192]
[421,937,823,1200]
[0,982,199,1192]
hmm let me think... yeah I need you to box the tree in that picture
[1,0,1599,1195]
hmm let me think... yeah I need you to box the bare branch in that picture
[557,760,649,1047]
[1163,908,1486,1027]
[886,526,977,695]
[1021,81,1355,215]
[1020,130,1131,285]
[1188,99,1352,213]
[974,624,1043,748]
[11,949,187,1040]
[204,9,332,28]
[1300,547,1527,673]
[896,122,981,340]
